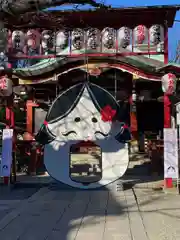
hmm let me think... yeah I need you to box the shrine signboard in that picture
[164,128,178,179]
[1,129,13,177]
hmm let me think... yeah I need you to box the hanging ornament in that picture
[71,28,84,50]
[55,30,68,52]
[117,27,131,48]
[86,28,100,50]
[161,73,177,95]
[149,25,164,45]
[133,25,147,44]
[12,30,25,51]
[102,27,115,50]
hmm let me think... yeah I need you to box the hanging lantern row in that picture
[161,73,177,95]
[0,24,165,54]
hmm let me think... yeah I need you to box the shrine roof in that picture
[1,4,180,28]
[11,48,180,81]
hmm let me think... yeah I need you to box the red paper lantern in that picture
[134,25,147,44]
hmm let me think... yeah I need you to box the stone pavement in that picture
[134,188,180,240]
[0,182,179,240]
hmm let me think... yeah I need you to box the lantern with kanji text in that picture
[161,73,177,95]
[133,25,148,45]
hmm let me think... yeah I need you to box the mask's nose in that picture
[82,131,92,141]
[80,126,92,141]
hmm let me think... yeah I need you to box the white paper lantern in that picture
[117,27,131,48]
[133,25,148,44]
[26,29,40,49]
[102,27,116,50]
[149,25,164,45]
[41,30,54,51]
[71,28,84,50]
[161,73,177,95]
[86,28,100,50]
[12,30,25,51]
[0,76,12,96]
[55,30,68,51]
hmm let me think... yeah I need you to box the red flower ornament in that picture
[101,105,116,122]
[43,120,48,126]
[122,124,129,129]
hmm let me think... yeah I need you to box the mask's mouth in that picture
[94,131,109,137]
[62,131,77,136]
[70,141,102,185]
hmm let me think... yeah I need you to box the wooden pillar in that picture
[130,77,138,139]
[26,100,33,134]
[164,94,173,188]
[26,100,38,175]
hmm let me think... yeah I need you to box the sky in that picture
[48,0,180,62]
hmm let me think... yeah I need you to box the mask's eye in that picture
[74,117,81,122]
[92,117,98,123]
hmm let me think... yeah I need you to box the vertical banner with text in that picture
[1,129,13,177]
[164,128,178,179]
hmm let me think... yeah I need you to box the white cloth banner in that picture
[164,128,178,179]
[1,129,13,177]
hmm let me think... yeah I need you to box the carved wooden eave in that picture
[1,5,180,29]
[11,50,163,78]
[11,53,180,84]
[0,0,104,17]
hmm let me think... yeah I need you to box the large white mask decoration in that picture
[36,83,130,189]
